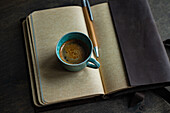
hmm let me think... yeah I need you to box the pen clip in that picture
[86,0,93,21]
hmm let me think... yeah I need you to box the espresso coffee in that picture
[59,39,90,64]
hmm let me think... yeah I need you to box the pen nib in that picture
[94,47,99,58]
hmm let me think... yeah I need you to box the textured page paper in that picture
[91,3,129,93]
[29,6,104,104]
[22,21,41,106]
[26,17,46,105]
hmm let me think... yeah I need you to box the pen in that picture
[82,0,99,58]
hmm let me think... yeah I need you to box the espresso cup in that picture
[56,32,100,71]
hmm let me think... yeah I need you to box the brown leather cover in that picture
[108,0,170,86]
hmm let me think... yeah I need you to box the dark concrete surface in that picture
[0,0,170,113]
[149,0,170,41]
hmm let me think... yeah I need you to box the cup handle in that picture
[87,58,100,69]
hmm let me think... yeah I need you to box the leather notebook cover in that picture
[109,0,170,86]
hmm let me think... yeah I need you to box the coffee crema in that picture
[59,39,90,64]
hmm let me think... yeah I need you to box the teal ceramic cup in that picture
[56,32,100,71]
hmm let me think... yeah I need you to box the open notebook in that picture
[22,1,170,107]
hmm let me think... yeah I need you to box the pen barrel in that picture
[83,7,98,47]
